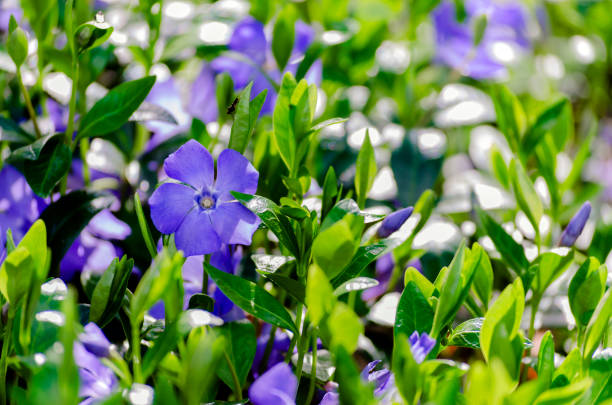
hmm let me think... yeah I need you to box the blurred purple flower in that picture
[249,362,297,405]
[191,17,322,122]
[79,323,111,358]
[432,0,529,79]
[251,323,291,378]
[60,209,131,281]
[362,255,422,301]
[149,140,260,256]
[0,165,46,263]
[409,331,436,363]
[149,244,244,320]
[145,77,192,149]
[74,342,117,404]
[0,4,22,32]
[559,201,591,247]
[377,207,413,238]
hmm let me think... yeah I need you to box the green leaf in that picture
[0,247,34,306]
[531,251,574,297]
[256,259,305,304]
[477,208,529,274]
[228,82,255,154]
[205,263,297,333]
[404,267,435,298]
[7,17,28,67]
[472,14,488,46]
[522,99,568,154]
[331,239,397,288]
[7,133,61,162]
[306,265,336,326]
[0,116,34,143]
[312,214,363,279]
[333,277,378,297]
[40,191,108,273]
[395,281,434,339]
[569,258,606,327]
[272,73,297,172]
[583,287,612,363]
[581,350,612,404]
[16,220,48,279]
[217,321,256,387]
[537,331,555,388]
[393,333,421,404]
[74,19,113,55]
[490,146,509,189]
[90,256,133,327]
[23,135,71,197]
[187,294,214,312]
[561,121,596,192]
[321,166,339,221]
[480,278,524,364]
[334,346,376,405]
[509,159,543,234]
[490,85,525,153]
[216,73,235,124]
[291,349,335,382]
[232,192,299,256]
[327,302,363,353]
[271,6,295,71]
[471,243,493,309]
[77,76,156,141]
[354,130,377,208]
[533,377,592,405]
[447,318,483,349]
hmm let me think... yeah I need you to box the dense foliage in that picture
[0,0,611,404]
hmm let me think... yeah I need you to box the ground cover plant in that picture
[0,0,611,404]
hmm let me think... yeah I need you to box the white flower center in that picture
[200,196,214,209]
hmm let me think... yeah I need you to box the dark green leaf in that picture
[228,82,253,154]
[477,208,529,274]
[395,281,434,339]
[77,76,156,141]
[0,116,34,143]
[522,99,568,154]
[354,130,377,208]
[271,7,295,71]
[272,73,297,172]
[23,136,71,197]
[74,20,113,55]
[206,263,297,333]
[568,257,606,327]
[333,277,378,297]
[217,321,256,387]
[188,293,214,312]
[331,239,397,288]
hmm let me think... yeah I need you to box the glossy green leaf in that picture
[354,130,377,208]
[477,208,529,274]
[23,135,71,197]
[331,238,397,288]
[74,20,113,55]
[471,243,493,309]
[90,256,133,327]
[583,287,612,363]
[404,267,435,298]
[205,263,297,333]
[333,277,379,297]
[271,7,295,71]
[77,76,156,141]
[537,331,555,387]
[272,73,297,172]
[531,251,574,297]
[217,321,256,387]
[447,318,483,349]
[0,116,34,143]
[395,281,434,339]
[306,265,336,326]
[568,258,606,327]
[312,214,363,279]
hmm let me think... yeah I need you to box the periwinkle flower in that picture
[74,342,117,405]
[251,323,291,378]
[377,207,413,238]
[409,331,436,363]
[249,362,297,405]
[78,323,111,358]
[191,17,322,121]
[432,0,529,79]
[60,209,131,281]
[362,255,422,302]
[559,201,591,247]
[149,140,260,256]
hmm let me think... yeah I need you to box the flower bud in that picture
[7,15,28,68]
[377,207,413,238]
[560,201,591,247]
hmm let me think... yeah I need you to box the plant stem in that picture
[16,70,41,139]
[79,138,91,186]
[134,192,158,259]
[202,255,210,294]
[305,331,318,405]
[0,310,14,405]
[131,321,143,383]
[65,61,79,147]
[286,302,304,363]
[223,350,243,401]
[295,320,309,385]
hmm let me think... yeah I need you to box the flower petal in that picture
[215,148,259,201]
[149,182,196,234]
[175,209,222,256]
[249,363,297,405]
[189,65,218,123]
[210,202,260,245]
[229,17,267,65]
[163,139,214,190]
[88,209,131,240]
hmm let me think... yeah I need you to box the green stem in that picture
[79,138,91,187]
[295,320,309,385]
[305,331,318,405]
[134,193,158,259]
[528,297,540,341]
[223,350,243,401]
[16,70,41,139]
[65,61,79,147]
[202,255,210,294]
[286,303,304,363]
[347,290,357,310]
[131,321,143,383]
[0,310,14,405]
[260,325,278,375]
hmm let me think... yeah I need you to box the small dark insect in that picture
[226,97,239,115]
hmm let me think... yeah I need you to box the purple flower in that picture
[79,323,111,358]
[251,323,291,378]
[149,140,260,256]
[74,342,117,404]
[559,201,591,247]
[409,331,436,363]
[0,165,46,263]
[377,207,413,238]
[432,0,529,79]
[145,77,192,150]
[192,17,322,121]
[362,255,422,301]
[249,362,297,405]
[60,209,131,281]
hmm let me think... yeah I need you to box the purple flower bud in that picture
[79,322,111,358]
[377,207,413,238]
[249,362,297,405]
[560,202,591,247]
[408,331,436,363]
